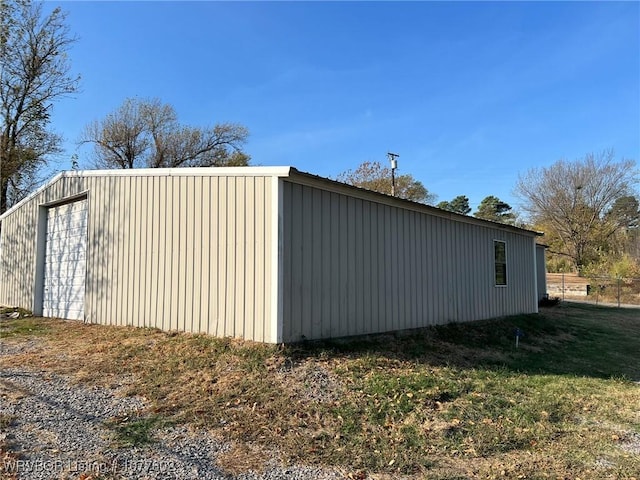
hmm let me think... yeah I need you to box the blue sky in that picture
[48,1,639,212]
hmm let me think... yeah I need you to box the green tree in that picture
[605,195,640,263]
[607,195,640,230]
[81,97,250,169]
[336,160,436,204]
[474,195,516,224]
[0,0,80,213]
[515,150,637,272]
[437,195,471,215]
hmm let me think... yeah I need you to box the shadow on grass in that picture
[3,303,638,476]
[289,302,640,381]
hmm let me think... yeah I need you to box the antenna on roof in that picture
[387,152,399,197]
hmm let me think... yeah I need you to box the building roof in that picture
[0,166,543,237]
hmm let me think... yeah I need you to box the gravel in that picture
[0,366,344,480]
[0,338,41,356]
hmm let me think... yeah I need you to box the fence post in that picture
[618,277,621,308]
[562,272,565,301]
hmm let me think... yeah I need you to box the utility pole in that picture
[387,152,399,197]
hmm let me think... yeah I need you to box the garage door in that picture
[43,200,88,320]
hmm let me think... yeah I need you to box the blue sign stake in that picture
[514,328,524,349]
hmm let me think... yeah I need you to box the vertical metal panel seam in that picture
[159,176,168,330]
[131,176,139,326]
[83,182,90,321]
[202,176,212,335]
[219,177,227,337]
[167,177,175,330]
[245,177,253,340]
[532,237,539,313]
[179,176,189,331]
[194,176,203,333]
[188,176,196,332]
[271,176,283,343]
[122,176,130,326]
[110,176,119,326]
[253,177,261,341]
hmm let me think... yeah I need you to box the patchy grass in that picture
[104,415,165,448]
[0,413,15,430]
[0,317,49,338]
[1,302,639,479]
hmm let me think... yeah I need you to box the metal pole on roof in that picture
[388,152,399,197]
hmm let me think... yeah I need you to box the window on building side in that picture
[494,240,507,286]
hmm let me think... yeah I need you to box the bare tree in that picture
[81,97,250,169]
[82,98,149,169]
[515,150,637,272]
[337,160,436,204]
[0,0,80,213]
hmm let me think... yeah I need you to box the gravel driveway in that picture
[0,343,343,480]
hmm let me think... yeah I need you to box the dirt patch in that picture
[619,432,640,455]
[277,361,346,404]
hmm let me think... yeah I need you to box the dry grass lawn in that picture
[1,303,639,479]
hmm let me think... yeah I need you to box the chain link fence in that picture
[546,273,640,307]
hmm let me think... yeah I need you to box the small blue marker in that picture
[514,328,525,348]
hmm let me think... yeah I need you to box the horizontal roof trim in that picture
[287,168,542,238]
[0,166,542,237]
[67,166,293,178]
[0,167,292,220]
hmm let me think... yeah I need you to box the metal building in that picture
[0,167,544,343]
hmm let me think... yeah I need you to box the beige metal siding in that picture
[0,178,82,310]
[281,181,538,342]
[0,195,39,309]
[0,166,540,344]
[0,172,274,342]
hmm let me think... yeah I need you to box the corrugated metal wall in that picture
[536,244,547,300]
[280,181,538,342]
[0,173,274,342]
[0,168,541,344]
[0,175,87,310]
